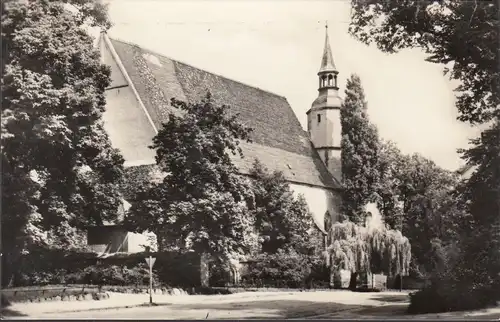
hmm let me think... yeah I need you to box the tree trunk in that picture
[349,272,358,290]
[2,249,21,288]
[155,231,163,252]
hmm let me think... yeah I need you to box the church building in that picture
[88,26,344,254]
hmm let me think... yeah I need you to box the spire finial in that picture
[325,21,328,29]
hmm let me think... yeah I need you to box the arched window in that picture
[328,74,333,86]
[334,74,338,88]
[321,75,327,87]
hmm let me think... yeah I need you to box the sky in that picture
[93,0,481,171]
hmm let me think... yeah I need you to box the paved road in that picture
[5,290,500,320]
[24,303,500,320]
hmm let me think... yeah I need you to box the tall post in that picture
[400,273,403,292]
[149,255,153,304]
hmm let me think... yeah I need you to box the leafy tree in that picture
[1,0,123,287]
[380,150,461,277]
[375,140,405,230]
[375,139,465,277]
[349,0,500,309]
[248,159,322,255]
[124,93,258,263]
[341,74,381,224]
[454,122,500,300]
[328,221,412,277]
[349,0,499,125]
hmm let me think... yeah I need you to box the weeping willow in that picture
[327,221,411,276]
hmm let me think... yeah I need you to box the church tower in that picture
[307,24,343,182]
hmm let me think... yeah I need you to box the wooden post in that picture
[149,255,153,304]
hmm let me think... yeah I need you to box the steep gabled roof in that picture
[105,36,341,190]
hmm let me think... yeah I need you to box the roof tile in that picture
[109,38,340,190]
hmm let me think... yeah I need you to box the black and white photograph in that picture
[1,0,499,320]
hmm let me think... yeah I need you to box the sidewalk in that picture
[7,292,176,316]
[6,290,298,316]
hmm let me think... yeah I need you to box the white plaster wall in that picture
[309,110,326,147]
[308,109,341,149]
[100,39,156,166]
[102,87,157,166]
[126,231,158,253]
[327,109,342,147]
[290,183,341,232]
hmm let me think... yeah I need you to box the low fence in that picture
[1,285,103,303]
[1,284,227,303]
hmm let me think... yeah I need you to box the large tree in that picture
[248,159,322,255]
[454,123,500,298]
[1,0,123,287]
[124,93,257,263]
[375,140,405,230]
[349,0,499,125]
[398,154,461,276]
[340,74,381,224]
[349,0,500,310]
[376,141,464,276]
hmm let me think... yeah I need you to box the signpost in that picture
[145,256,156,304]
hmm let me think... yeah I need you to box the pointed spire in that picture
[319,22,337,73]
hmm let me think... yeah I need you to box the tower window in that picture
[317,114,321,123]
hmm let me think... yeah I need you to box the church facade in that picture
[88,27,344,254]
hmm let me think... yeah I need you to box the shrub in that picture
[7,249,197,288]
[122,263,156,286]
[408,275,497,314]
[81,264,157,286]
[15,264,158,287]
[408,237,499,314]
[240,251,328,288]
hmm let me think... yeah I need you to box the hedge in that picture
[408,283,498,313]
[3,248,201,288]
[238,252,329,289]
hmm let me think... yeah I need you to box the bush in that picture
[122,264,156,286]
[16,264,158,287]
[5,249,199,288]
[81,263,158,286]
[408,281,497,314]
[408,238,499,314]
[240,251,328,288]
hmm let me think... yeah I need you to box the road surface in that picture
[4,290,500,320]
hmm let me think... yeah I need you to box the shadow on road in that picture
[1,307,29,318]
[172,299,371,319]
[356,304,409,316]
[370,293,410,303]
